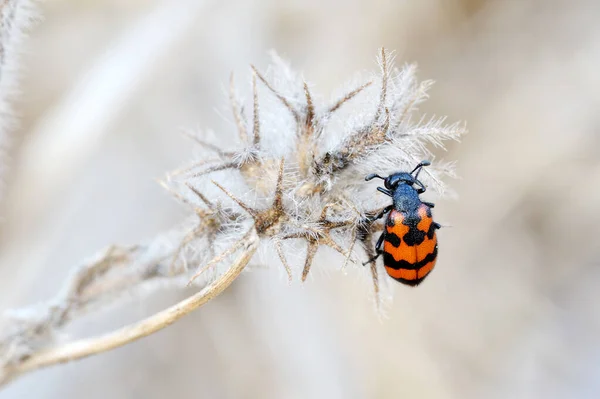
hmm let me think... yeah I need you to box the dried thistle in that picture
[0,48,463,387]
[166,48,463,299]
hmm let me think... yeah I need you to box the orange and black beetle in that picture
[365,161,441,286]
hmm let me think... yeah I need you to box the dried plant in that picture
[0,48,463,387]
[0,0,36,206]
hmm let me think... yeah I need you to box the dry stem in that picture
[0,230,259,388]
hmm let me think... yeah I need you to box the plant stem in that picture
[0,230,259,388]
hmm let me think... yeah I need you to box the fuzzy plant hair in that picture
[0,48,463,387]
[0,0,37,205]
[165,48,461,293]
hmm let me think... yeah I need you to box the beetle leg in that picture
[377,187,393,197]
[363,232,385,265]
[372,204,393,221]
[375,231,385,252]
[414,179,426,194]
[422,201,435,208]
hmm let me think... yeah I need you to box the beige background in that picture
[1,0,599,398]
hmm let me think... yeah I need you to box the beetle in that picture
[364,160,441,286]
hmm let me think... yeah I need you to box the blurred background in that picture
[1,0,600,397]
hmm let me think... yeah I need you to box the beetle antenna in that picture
[411,160,431,179]
[365,173,386,181]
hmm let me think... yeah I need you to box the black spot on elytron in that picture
[403,226,426,246]
[427,222,437,239]
[385,232,401,247]
[393,208,427,246]
[383,252,395,268]
[384,246,438,270]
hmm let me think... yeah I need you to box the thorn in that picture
[272,158,285,211]
[318,203,351,229]
[280,232,304,241]
[319,203,335,220]
[303,81,315,128]
[168,158,223,178]
[382,107,390,134]
[158,179,203,214]
[211,180,257,217]
[320,236,348,259]
[251,64,300,121]
[274,239,293,283]
[301,240,319,282]
[328,81,373,114]
[185,182,214,209]
[188,162,238,178]
[342,226,358,270]
[374,47,389,123]
[251,70,260,146]
[230,72,248,142]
